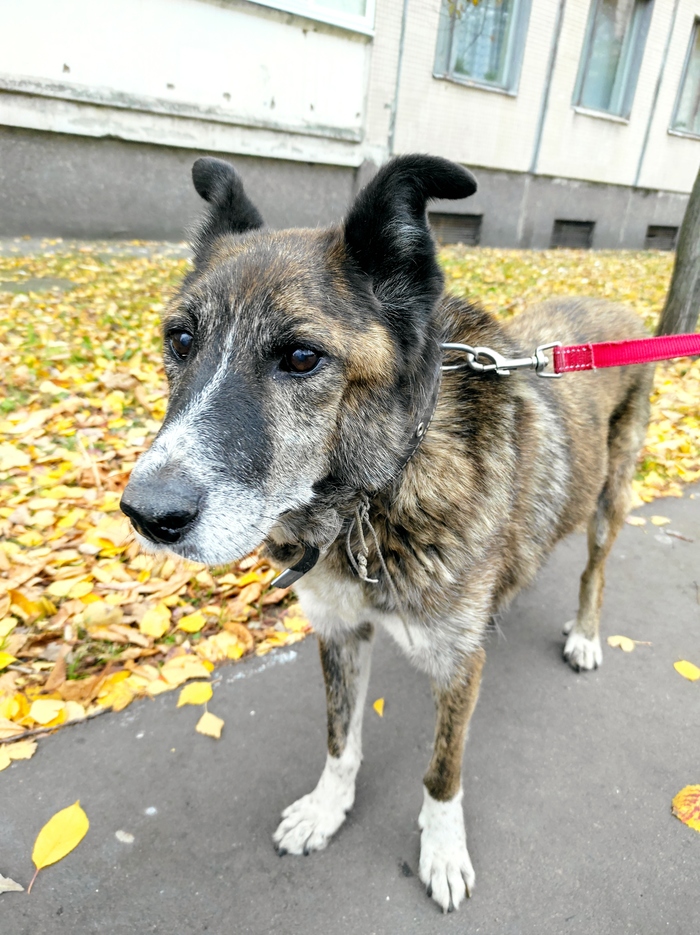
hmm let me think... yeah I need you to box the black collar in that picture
[270,363,442,589]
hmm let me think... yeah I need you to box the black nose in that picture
[120,475,202,545]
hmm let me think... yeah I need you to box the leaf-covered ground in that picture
[0,242,698,752]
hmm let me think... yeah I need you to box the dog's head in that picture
[120,155,476,565]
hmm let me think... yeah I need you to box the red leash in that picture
[441,332,700,379]
[553,333,700,374]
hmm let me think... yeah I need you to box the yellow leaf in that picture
[0,617,16,638]
[0,442,31,471]
[672,785,700,833]
[177,681,213,706]
[650,515,671,526]
[674,660,700,681]
[283,604,311,632]
[0,717,24,739]
[16,530,43,548]
[65,701,86,721]
[6,739,37,761]
[0,747,11,771]
[30,801,89,891]
[0,651,17,670]
[607,635,636,653]
[625,515,646,526]
[139,603,171,639]
[235,571,260,587]
[177,611,206,633]
[373,697,385,717]
[195,710,224,738]
[160,655,211,686]
[29,698,66,725]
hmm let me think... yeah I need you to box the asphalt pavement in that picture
[2,489,699,935]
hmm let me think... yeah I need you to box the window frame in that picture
[249,0,376,36]
[432,0,533,96]
[670,17,700,140]
[572,0,654,121]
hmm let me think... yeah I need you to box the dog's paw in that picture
[273,790,349,856]
[563,629,602,671]
[418,787,474,913]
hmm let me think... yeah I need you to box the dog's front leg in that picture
[419,647,485,913]
[273,623,374,856]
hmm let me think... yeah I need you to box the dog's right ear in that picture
[190,157,263,265]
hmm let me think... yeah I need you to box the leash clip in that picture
[441,342,562,378]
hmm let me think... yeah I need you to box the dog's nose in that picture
[120,476,202,545]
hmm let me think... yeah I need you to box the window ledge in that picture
[572,106,629,125]
[433,72,517,98]
[248,0,375,36]
[668,127,700,141]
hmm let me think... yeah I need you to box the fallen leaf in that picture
[29,801,89,893]
[373,697,385,717]
[672,785,700,832]
[138,603,171,639]
[0,651,17,670]
[650,515,671,526]
[625,515,646,526]
[0,873,24,894]
[177,611,206,633]
[0,716,24,739]
[5,738,38,761]
[607,635,636,653]
[177,681,213,706]
[29,698,66,725]
[674,660,700,681]
[195,710,224,738]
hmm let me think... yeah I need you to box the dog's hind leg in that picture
[564,376,651,671]
[419,647,485,913]
[273,623,374,856]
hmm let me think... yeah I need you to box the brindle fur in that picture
[121,155,653,912]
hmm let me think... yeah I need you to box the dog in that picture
[120,154,652,913]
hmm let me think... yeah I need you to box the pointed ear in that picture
[343,155,476,318]
[191,157,263,264]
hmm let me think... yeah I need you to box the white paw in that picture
[563,629,602,671]
[418,787,474,913]
[273,752,357,856]
[273,790,349,855]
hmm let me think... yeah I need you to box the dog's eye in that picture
[169,331,194,360]
[282,347,320,374]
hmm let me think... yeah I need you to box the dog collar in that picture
[270,360,442,589]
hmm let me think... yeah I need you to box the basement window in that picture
[644,225,678,250]
[429,213,483,245]
[551,220,596,249]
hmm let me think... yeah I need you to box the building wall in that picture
[0,0,698,243]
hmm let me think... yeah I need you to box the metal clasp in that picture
[441,341,562,378]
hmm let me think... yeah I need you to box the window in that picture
[434,0,532,92]
[251,0,375,35]
[574,0,653,118]
[551,220,596,249]
[429,213,483,245]
[645,225,678,250]
[671,20,700,137]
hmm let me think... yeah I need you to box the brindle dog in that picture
[121,155,652,913]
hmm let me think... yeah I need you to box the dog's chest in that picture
[293,561,459,680]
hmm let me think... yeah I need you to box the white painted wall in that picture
[0,0,373,161]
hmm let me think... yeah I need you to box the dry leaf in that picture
[674,660,700,681]
[139,603,171,639]
[29,801,89,893]
[195,710,224,738]
[29,698,66,725]
[672,785,700,832]
[0,873,24,894]
[0,651,17,670]
[177,611,206,633]
[373,697,385,717]
[607,635,636,653]
[5,738,37,761]
[650,515,671,526]
[625,515,646,527]
[177,681,213,706]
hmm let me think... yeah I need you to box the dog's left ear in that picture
[343,155,476,322]
[190,157,264,265]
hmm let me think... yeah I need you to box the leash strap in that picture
[553,333,700,374]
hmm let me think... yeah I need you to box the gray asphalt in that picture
[2,490,699,935]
